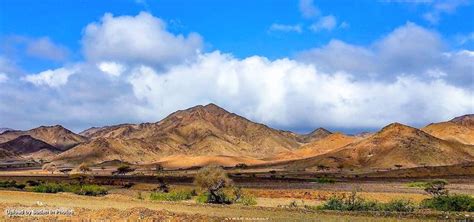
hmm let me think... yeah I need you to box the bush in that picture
[382,199,416,212]
[194,165,232,204]
[73,184,108,196]
[32,183,66,193]
[319,192,415,212]
[422,194,474,212]
[236,195,257,206]
[424,179,449,197]
[406,181,429,188]
[26,180,42,186]
[150,190,193,201]
[31,183,107,196]
[310,177,335,184]
[0,180,25,189]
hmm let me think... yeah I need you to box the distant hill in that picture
[286,123,474,170]
[300,128,332,143]
[0,128,13,134]
[267,133,358,161]
[0,125,86,151]
[422,114,474,145]
[0,135,61,161]
[52,104,302,166]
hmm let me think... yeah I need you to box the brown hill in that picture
[287,123,474,170]
[267,133,358,161]
[0,135,61,161]
[52,104,302,166]
[300,128,332,143]
[0,125,86,151]
[422,114,474,145]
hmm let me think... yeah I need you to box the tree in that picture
[42,164,56,174]
[78,163,91,174]
[424,180,449,197]
[194,165,232,204]
[113,164,135,175]
[394,164,403,170]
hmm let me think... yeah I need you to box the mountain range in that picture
[0,104,473,171]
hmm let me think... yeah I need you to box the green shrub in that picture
[422,194,474,212]
[406,181,429,188]
[73,184,108,196]
[235,194,257,206]
[31,183,107,196]
[0,180,26,190]
[319,192,415,212]
[196,192,210,203]
[382,199,416,212]
[310,177,335,184]
[32,183,66,193]
[150,190,193,201]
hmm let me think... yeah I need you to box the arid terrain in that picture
[0,104,473,221]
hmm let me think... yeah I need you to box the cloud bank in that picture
[0,12,472,133]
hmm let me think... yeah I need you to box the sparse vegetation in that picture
[421,194,474,212]
[31,183,107,196]
[113,164,135,175]
[194,165,232,204]
[0,180,26,190]
[318,191,415,212]
[310,177,335,184]
[78,163,92,173]
[150,190,194,201]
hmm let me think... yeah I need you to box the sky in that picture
[0,0,473,134]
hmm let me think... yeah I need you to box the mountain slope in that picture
[267,133,358,161]
[287,123,474,170]
[300,128,332,143]
[0,135,61,161]
[422,114,474,145]
[0,125,86,151]
[52,104,302,165]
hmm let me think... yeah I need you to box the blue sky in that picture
[0,0,473,133]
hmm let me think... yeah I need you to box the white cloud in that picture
[126,51,473,129]
[422,0,469,24]
[23,67,77,87]
[82,12,203,67]
[98,62,126,77]
[310,15,337,31]
[0,73,8,83]
[298,22,474,86]
[269,24,302,33]
[1,13,472,132]
[26,37,69,61]
[299,0,320,18]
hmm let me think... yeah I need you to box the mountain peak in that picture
[450,114,474,127]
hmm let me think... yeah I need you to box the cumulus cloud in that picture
[310,15,337,31]
[299,0,320,18]
[1,12,472,132]
[82,12,203,68]
[126,51,473,130]
[269,24,303,33]
[23,67,77,87]
[297,22,473,87]
[98,61,126,77]
[26,37,69,61]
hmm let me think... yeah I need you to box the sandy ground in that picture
[0,190,445,221]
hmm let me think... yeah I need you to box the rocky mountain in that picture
[0,125,86,151]
[0,128,13,134]
[52,104,302,166]
[0,135,61,161]
[267,133,358,161]
[287,123,474,170]
[300,128,332,143]
[422,114,474,145]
